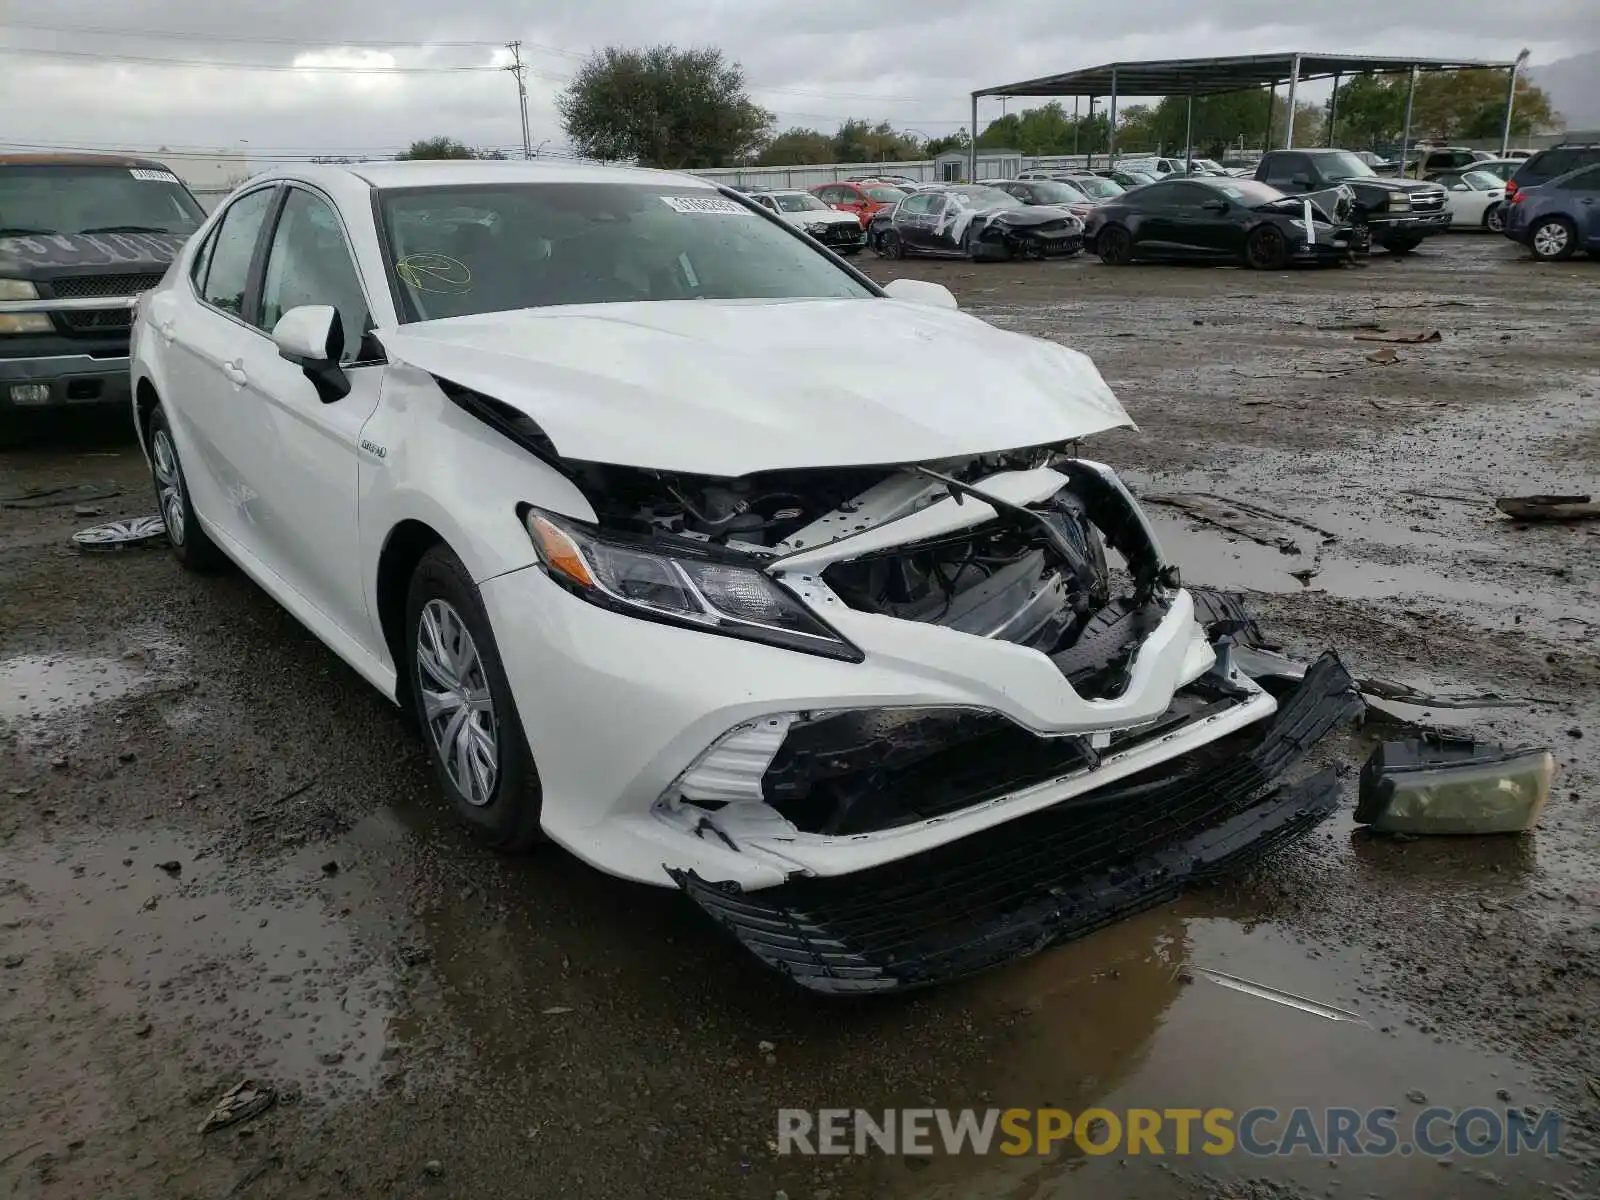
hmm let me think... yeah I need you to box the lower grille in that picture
[60,308,135,332]
[44,272,165,300]
[676,651,1362,993]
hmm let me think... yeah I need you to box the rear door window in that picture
[1554,164,1600,190]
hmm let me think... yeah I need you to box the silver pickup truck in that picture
[1,154,204,442]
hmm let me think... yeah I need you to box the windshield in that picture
[378,183,874,322]
[1026,180,1087,204]
[0,164,204,236]
[775,193,828,212]
[1320,151,1376,178]
[1460,170,1500,191]
[864,186,906,202]
[947,185,1020,209]
[1071,177,1124,199]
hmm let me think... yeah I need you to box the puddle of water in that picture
[0,653,145,722]
[864,910,1582,1199]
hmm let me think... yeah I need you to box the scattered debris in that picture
[1494,494,1599,522]
[317,1051,345,1066]
[198,1080,276,1134]
[0,481,122,509]
[757,1040,777,1053]
[424,1160,445,1178]
[1143,493,1327,554]
[156,861,181,876]
[1406,1089,1429,1104]
[1358,678,1525,711]
[1353,329,1443,344]
[3,953,24,969]
[1356,734,1555,835]
[320,860,339,876]
[1191,967,1369,1026]
[542,1006,574,1015]
[1365,347,1400,365]
[72,515,167,553]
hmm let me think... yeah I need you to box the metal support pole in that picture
[1184,93,1194,171]
[1109,67,1119,166]
[969,92,978,182]
[1499,52,1527,158]
[1327,72,1340,147]
[1284,53,1301,148]
[1265,82,1276,150]
[1399,66,1417,178]
[1074,95,1080,157]
[1086,96,1096,168]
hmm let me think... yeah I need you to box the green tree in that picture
[1328,74,1404,148]
[924,128,969,157]
[757,127,836,165]
[557,45,774,168]
[1413,68,1560,139]
[396,137,479,160]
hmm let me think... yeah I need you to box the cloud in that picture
[0,0,1591,157]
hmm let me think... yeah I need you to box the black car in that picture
[1082,177,1352,269]
[1253,149,1447,253]
[870,185,1083,261]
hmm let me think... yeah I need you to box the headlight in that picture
[523,509,861,661]
[0,279,40,301]
[0,313,52,334]
[1390,194,1411,210]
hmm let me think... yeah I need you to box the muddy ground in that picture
[1,235,1597,1200]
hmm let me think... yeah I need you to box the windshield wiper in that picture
[0,226,57,236]
[79,225,180,234]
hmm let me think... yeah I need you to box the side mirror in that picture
[272,305,350,403]
[882,278,959,311]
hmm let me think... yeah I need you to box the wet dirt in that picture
[1,235,1597,1199]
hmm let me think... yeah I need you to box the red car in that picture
[809,181,908,228]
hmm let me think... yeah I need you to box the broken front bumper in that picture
[675,652,1362,994]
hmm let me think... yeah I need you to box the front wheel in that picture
[1529,216,1577,262]
[147,406,226,572]
[1096,225,1133,265]
[1482,204,1505,234]
[1245,224,1288,270]
[406,545,545,851]
[1383,234,1423,255]
[876,230,903,259]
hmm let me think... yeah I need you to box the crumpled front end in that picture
[676,652,1362,993]
[973,212,1085,260]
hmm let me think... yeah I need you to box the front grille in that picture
[44,272,164,300]
[819,224,863,246]
[1410,191,1445,212]
[60,308,135,331]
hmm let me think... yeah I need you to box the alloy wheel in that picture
[151,429,186,546]
[1485,205,1505,233]
[1532,221,1569,258]
[416,598,499,807]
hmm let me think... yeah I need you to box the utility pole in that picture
[505,41,532,159]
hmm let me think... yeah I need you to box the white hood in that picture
[379,298,1132,477]
[786,209,861,228]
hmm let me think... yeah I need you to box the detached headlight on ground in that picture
[524,509,861,660]
[1355,734,1554,835]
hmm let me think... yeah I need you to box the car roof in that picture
[254,158,714,192]
[0,151,178,172]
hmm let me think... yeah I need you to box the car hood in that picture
[378,298,1132,476]
[1331,176,1441,196]
[788,209,860,227]
[987,205,1077,226]
[0,231,189,277]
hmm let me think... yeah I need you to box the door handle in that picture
[222,361,248,387]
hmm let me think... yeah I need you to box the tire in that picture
[1097,224,1133,265]
[1482,204,1505,234]
[405,545,545,851]
[1383,234,1422,255]
[1528,216,1577,262]
[876,230,903,259]
[147,406,227,572]
[1245,224,1289,270]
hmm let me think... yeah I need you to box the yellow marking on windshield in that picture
[395,253,472,294]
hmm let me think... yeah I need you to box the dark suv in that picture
[1504,142,1600,205]
[1,154,204,440]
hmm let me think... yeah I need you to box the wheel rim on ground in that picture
[416,598,499,807]
[151,429,186,547]
[1532,222,1569,257]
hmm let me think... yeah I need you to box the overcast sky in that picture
[1,1,1593,161]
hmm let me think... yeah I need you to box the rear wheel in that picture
[1482,204,1505,233]
[1245,224,1289,270]
[147,406,226,572]
[876,230,903,259]
[1529,216,1577,262]
[406,545,545,851]
[1096,224,1133,265]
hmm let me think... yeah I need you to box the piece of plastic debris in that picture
[1355,734,1554,835]
[542,1006,574,1015]
[757,1040,776,1053]
[1191,968,1369,1025]
[1365,346,1400,365]
[72,515,167,552]
[1494,494,1599,522]
[198,1080,276,1134]
[1353,329,1442,344]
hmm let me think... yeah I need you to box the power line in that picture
[0,20,502,47]
[0,45,506,73]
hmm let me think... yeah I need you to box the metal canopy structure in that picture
[968,51,1522,179]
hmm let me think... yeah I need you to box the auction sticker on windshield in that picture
[659,195,750,215]
[129,168,181,184]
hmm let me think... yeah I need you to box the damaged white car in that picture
[131,161,1361,993]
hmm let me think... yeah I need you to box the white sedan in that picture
[745,189,865,254]
[1436,168,1509,232]
[130,160,1357,992]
